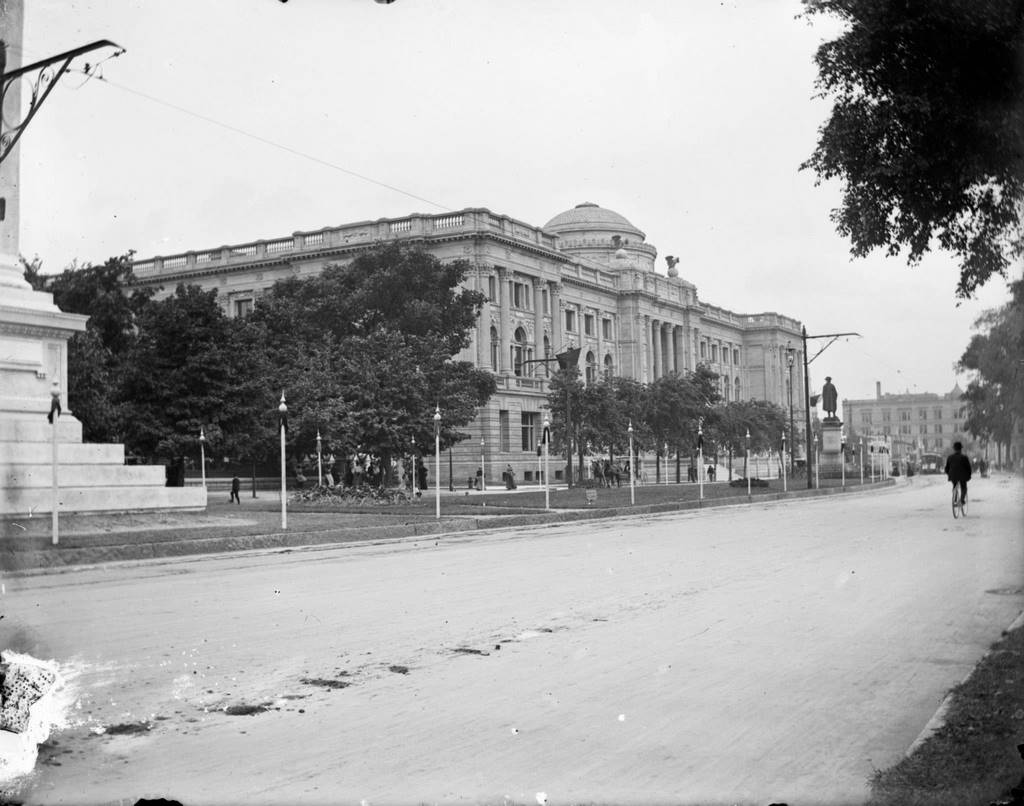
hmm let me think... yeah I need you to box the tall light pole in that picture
[781,430,788,492]
[813,433,819,490]
[841,428,846,489]
[786,344,796,477]
[543,416,550,510]
[698,418,704,503]
[434,406,441,519]
[628,420,635,506]
[49,381,60,546]
[479,437,486,492]
[860,437,864,484]
[663,442,668,485]
[745,428,751,500]
[278,392,288,530]
[199,427,207,491]
[316,430,323,487]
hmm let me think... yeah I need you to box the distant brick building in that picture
[132,203,805,484]
[842,382,971,463]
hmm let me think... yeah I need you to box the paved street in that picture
[3,473,1022,806]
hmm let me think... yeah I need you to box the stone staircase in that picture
[0,416,206,516]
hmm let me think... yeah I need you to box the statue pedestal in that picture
[818,419,845,480]
[0,278,206,516]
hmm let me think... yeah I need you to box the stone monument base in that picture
[818,418,846,480]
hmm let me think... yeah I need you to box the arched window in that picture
[513,327,527,376]
[603,353,614,381]
[585,351,597,384]
[490,326,499,371]
[734,376,741,400]
[724,379,731,402]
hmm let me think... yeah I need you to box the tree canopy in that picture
[802,0,1024,298]
[957,278,1023,458]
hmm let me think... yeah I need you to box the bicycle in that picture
[951,483,967,519]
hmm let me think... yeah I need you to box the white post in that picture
[434,406,441,520]
[782,431,788,493]
[814,435,820,489]
[841,429,846,489]
[279,393,288,530]
[698,419,704,503]
[50,383,60,545]
[199,427,207,491]
[860,438,864,484]
[663,442,668,485]
[480,438,486,492]
[316,430,323,487]
[746,428,751,500]
[628,420,635,506]
[543,418,550,510]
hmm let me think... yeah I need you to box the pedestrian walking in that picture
[230,475,241,504]
[416,458,428,495]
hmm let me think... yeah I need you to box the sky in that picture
[15,0,1019,403]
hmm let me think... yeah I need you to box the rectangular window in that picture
[919,425,927,435]
[488,276,496,300]
[919,409,927,419]
[712,344,718,362]
[899,410,911,421]
[860,411,872,424]
[512,282,530,310]
[882,410,891,422]
[900,424,912,434]
[935,424,943,434]
[733,349,739,365]
[584,314,594,336]
[233,298,253,318]
[521,412,538,451]
[565,309,576,332]
[934,408,943,420]
[499,410,510,452]
[700,342,707,359]
[602,318,612,340]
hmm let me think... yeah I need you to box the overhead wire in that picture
[27,44,453,213]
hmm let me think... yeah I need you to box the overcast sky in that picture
[17,0,1019,403]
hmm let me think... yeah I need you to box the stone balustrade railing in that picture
[131,209,562,279]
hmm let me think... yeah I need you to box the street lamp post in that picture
[411,435,416,495]
[698,418,704,503]
[813,433,819,490]
[543,416,550,511]
[480,437,486,492]
[860,437,864,484]
[841,428,846,489]
[50,382,60,545]
[628,420,635,506]
[782,430,788,492]
[199,427,207,491]
[434,406,441,520]
[316,430,322,487]
[663,442,668,485]
[745,428,751,500]
[278,393,288,530]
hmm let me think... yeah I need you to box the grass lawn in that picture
[868,621,1024,806]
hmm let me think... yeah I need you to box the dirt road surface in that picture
[3,473,1022,805]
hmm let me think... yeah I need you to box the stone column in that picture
[476,268,489,368]
[673,325,683,374]
[498,267,511,374]
[549,282,563,353]
[651,319,661,380]
[644,315,653,382]
[532,277,544,376]
[594,308,603,378]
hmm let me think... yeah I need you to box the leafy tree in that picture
[118,284,266,464]
[712,399,788,479]
[247,244,494,477]
[802,0,1024,298]
[957,279,1023,462]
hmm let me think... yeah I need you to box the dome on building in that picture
[543,202,646,240]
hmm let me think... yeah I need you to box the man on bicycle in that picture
[944,441,972,505]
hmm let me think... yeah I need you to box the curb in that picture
[1,479,896,574]
[905,608,1024,757]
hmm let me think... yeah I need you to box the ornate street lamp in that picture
[860,437,864,484]
[745,428,752,499]
[316,430,323,487]
[199,427,207,491]
[813,433,819,490]
[543,416,550,510]
[628,420,635,506]
[781,430,788,493]
[434,406,441,519]
[840,427,846,489]
[480,437,486,492]
[278,392,288,530]
[698,418,704,503]
[50,381,61,545]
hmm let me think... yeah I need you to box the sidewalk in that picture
[1,477,896,572]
